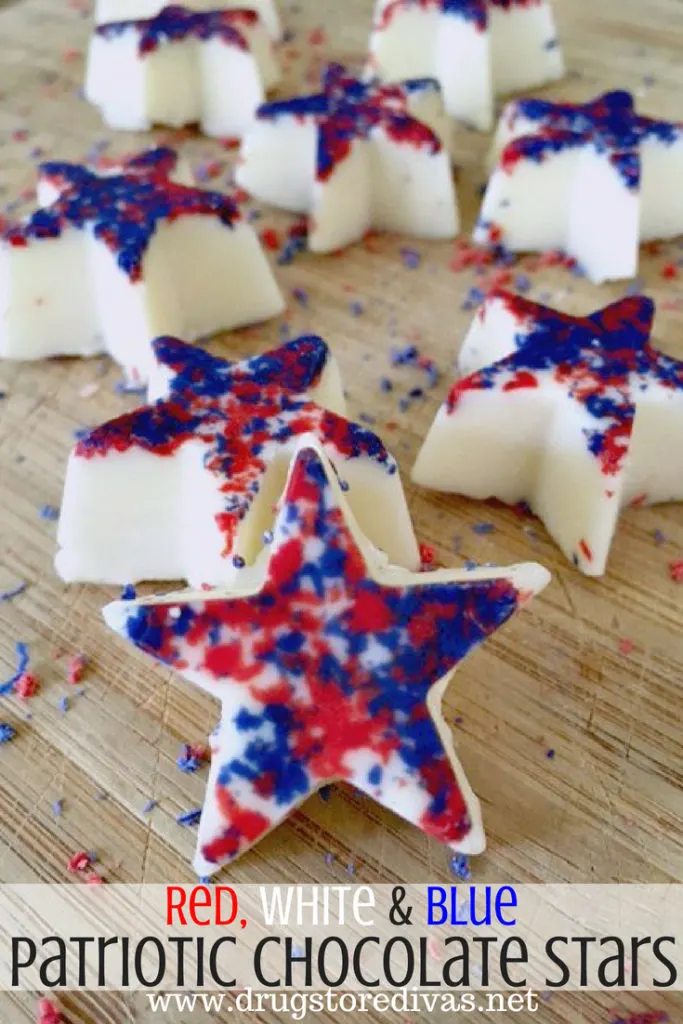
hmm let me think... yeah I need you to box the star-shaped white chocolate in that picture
[86,5,280,137]
[0,153,283,383]
[475,90,683,283]
[413,290,683,576]
[236,63,458,253]
[368,0,564,132]
[57,335,420,586]
[103,441,549,874]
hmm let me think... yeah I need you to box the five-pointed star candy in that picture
[475,90,683,283]
[56,335,420,586]
[235,63,458,253]
[104,443,549,874]
[87,6,280,138]
[368,0,564,131]
[0,152,283,382]
[413,290,683,576]
[94,0,283,40]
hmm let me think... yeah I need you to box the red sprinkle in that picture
[260,228,280,251]
[419,543,437,569]
[669,560,683,583]
[14,672,40,701]
[661,262,678,280]
[578,539,593,563]
[36,998,62,1024]
[618,639,634,655]
[67,851,91,874]
[67,654,88,685]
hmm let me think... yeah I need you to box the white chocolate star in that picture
[475,91,683,283]
[86,5,280,137]
[0,153,283,382]
[57,336,420,586]
[413,290,683,576]
[368,0,564,132]
[103,441,549,874]
[95,0,283,40]
[236,64,458,253]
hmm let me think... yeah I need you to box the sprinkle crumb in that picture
[546,748,556,760]
[52,799,63,817]
[419,543,436,569]
[0,723,16,744]
[177,808,202,827]
[67,654,88,685]
[450,853,471,880]
[36,998,63,1024]
[618,639,634,655]
[669,560,683,583]
[142,799,157,814]
[14,672,40,701]
[67,851,91,874]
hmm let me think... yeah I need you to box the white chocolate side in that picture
[413,385,622,576]
[0,216,284,381]
[85,16,280,136]
[488,4,564,98]
[475,143,642,284]
[94,0,283,40]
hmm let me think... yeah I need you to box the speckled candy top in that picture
[499,91,683,189]
[96,5,259,55]
[108,447,535,867]
[38,145,181,194]
[77,336,397,556]
[254,63,442,182]
[449,292,683,476]
[376,0,547,33]
[3,157,239,282]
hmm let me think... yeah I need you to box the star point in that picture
[413,289,683,575]
[104,442,549,872]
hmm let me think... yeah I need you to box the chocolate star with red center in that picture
[104,444,548,873]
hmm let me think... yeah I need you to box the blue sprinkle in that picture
[197,875,213,884]
[379,377,393,392]
[232,555,246,569]
[450,854,471,880]
[653,529,666,546]
[114,379,147,397]
[349,301,364,316]
[324,852,335,865]
[142,799,157,814]
[177,746,203,773]
[408,387,424,400]
[0,723,16,744]
[0,641,29,695]
[346,862,356,876]
[358,413,376,425]
[544,37,559,50]
[121,584,137,600]
[0,582,28,603]
[58,696,69,714]
[177,808,202,827]
[318,784,333,802]
[514,274,532,293]
[472,522,496,536]
[400,247,421,269]
[292,287,308,306]
[464,560,478,570]
[390,344,418,367]
[73,427,90,441]
[39,504,60,521]
[546,748,556,760]
[52,799,63,816]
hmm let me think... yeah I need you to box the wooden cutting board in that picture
[0,0,682,1020]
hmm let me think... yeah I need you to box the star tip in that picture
[101,599,133,637]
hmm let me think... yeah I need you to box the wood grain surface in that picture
[0,0,682,1020]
